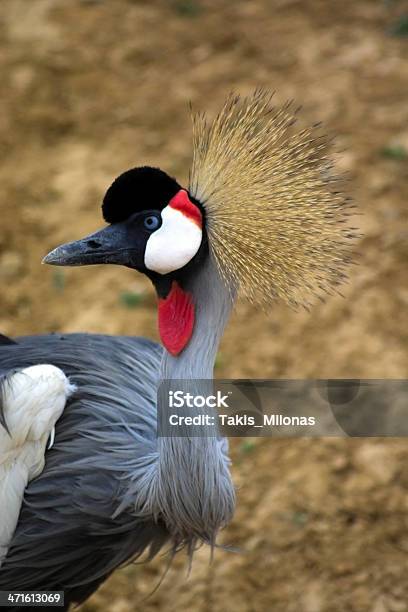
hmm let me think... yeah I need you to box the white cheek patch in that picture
[144,205,202,274]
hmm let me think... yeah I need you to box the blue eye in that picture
[143,215,161,231]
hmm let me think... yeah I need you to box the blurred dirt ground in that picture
[0,1,407,611]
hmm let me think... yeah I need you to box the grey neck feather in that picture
[153,256,236,544]
[160,255,233,381]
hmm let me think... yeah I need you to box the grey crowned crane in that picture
[0,92,354,610]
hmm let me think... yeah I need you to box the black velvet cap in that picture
[102,166,182,223]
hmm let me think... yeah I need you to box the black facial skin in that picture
[43,166,208,298]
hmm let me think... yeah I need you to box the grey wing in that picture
[0,333,169,610]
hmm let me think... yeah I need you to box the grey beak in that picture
[43,223,140,267]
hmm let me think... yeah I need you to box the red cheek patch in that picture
[158,281,195,356]
[168,190,202,228]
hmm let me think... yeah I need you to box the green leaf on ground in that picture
[119,291,145,308]
[389,15,408,37]
[380,145,408,160]
[52,270,65,292]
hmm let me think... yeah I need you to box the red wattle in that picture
[158,281,195,356]
[168,190,202,228]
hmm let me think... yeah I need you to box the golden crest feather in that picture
[188,90,357,308]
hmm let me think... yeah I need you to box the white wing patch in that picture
[0,365,75,567]
[144,205,202,275]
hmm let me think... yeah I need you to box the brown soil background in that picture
[1,1,407,611]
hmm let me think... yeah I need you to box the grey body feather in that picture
[0,258,235,611]
[0,334,169,609]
